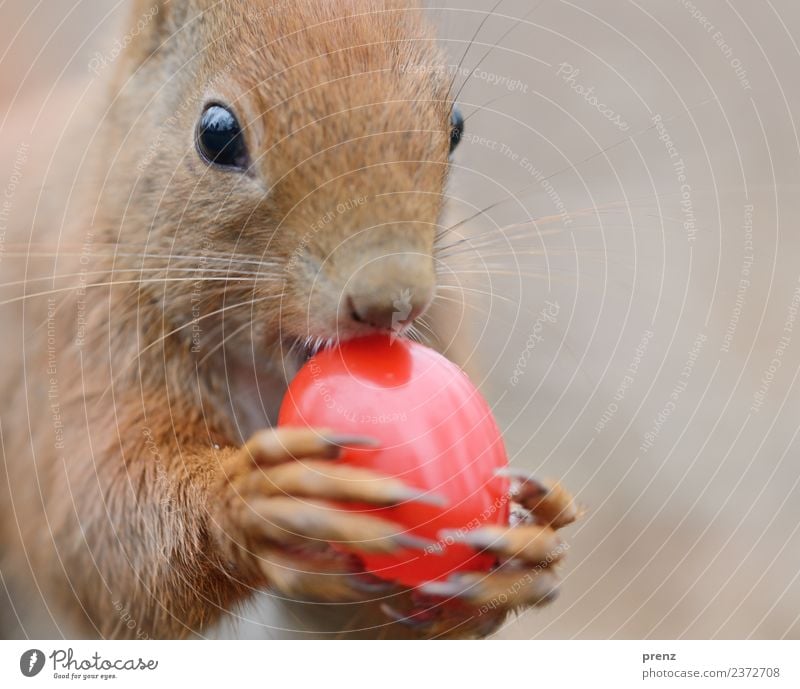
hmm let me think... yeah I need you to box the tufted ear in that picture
[120,0,171,67]
[98,0,204,102]
[86,0,178,85]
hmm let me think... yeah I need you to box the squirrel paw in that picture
[380,475,579,638]
[209,427,431,602]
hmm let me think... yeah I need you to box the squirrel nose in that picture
[348,290,430,330]
[345,255,434,331]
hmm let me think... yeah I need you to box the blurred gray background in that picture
[2,0,799,639]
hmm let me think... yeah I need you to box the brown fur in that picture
[0,0,574,639]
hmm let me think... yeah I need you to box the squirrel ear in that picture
[115,0,172,72]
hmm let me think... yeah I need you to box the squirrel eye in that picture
[196,104,249,170]
[449,106,464,154]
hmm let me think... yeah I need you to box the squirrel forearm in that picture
[51,439,248,639]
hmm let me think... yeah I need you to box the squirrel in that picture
[0,0,577,639]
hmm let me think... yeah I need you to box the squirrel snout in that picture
[343,255,434,332]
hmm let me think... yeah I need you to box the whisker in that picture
[438,247,628,263]
[0,267,285,291]
[447,0,506,107]
[136,293,281,358]
[430,291,549,326]
[414,317,441,346]
[405,325,424,344]
[436,198,691,253]
[4,246,284,270]
[197,319,256,366]
[440,95,720,237]
[0,277,276,307]
[429,292,493,319]
[435,284,518,305]
[91,293,282,405]
[463,92,513,123]
[452,0,547,107]
[441,263,578,274]
[438,269,582,285]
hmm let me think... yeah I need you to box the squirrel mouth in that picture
[285,336,337,364]
[287,327,413,364]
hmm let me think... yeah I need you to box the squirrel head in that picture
[96,0,462,362]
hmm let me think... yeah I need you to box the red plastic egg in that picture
[278,334,510,586]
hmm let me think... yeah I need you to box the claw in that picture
[419,569,561,607]
[351,573,397,594]
[394,533,443,552]
[521,481,578,529]
[438,528,509,552]
[494,466,532,478]
[396,488,448,508]
[511,475,548,498]
[417,578,474,599]
[444,525,563,564]
[495,470,578,530]
[324,434,381,449]
[317,434,380,457]
[379,602,437,630]
[495,469,547,501]
[242,428,378,464]
[380,602,424,628]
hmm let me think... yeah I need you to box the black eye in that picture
[196,104,249,169]
[449,106,464,154]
